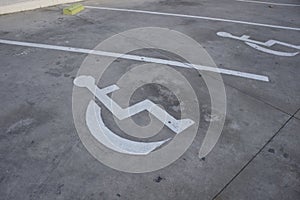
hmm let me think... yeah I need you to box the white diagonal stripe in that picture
[85,6,300,31]
[0,38,269,81]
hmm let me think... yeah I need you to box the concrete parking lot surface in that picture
[0,0,299,199]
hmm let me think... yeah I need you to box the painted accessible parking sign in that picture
[72,27,227,173]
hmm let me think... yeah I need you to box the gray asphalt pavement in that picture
[0,0,299,199]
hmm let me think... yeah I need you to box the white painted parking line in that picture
[236,0,300,7]
[0,39,269,81]
[85,6,300,31]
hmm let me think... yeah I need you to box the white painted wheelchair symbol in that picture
[74,75,194,155]
[217,32,299,57]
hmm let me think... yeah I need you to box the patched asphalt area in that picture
[0,0,299,199]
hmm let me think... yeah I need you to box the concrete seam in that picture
[212,107,300,200]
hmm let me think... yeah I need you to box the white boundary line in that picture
[0,39,269,82]
[85,6,300,31]
[236,0,300,7]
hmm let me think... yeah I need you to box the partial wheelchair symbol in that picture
[74,75,194,155]
[217,31,299,57]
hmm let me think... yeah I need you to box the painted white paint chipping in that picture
[217,32,299,57]
[0,39,270,81]
[86,100,170,155]
[85,6,300,31]
[74,75,194,134]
